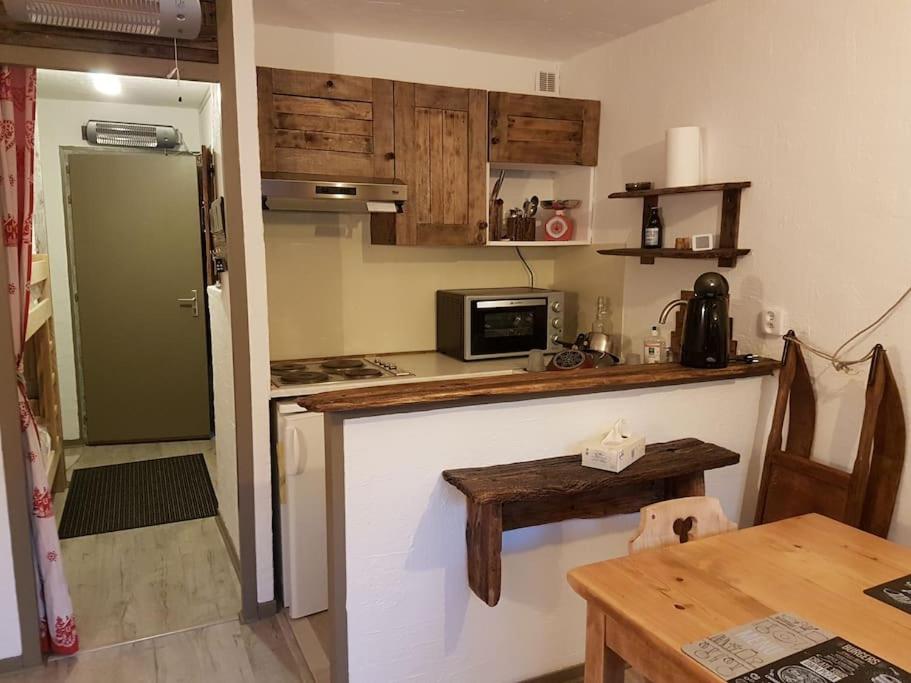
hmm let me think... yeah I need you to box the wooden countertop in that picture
[298,358,778,414]
[567,514,911,680]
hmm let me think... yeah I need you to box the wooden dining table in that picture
[567,513,911,682]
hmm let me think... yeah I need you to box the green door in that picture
[67,152,211,444]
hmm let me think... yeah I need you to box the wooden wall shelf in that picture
[442,438,740,606]
[598,247,751,265]
[607,181,751,199]
[606,181,751,267]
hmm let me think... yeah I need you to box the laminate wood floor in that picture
[287,612,330,683]
[283,610,645,683]
[0,617,312,682]
[53,440,240,651]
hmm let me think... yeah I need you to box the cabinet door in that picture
[488,92,600,166]
[257,68,395,178]
[372,82,487,246]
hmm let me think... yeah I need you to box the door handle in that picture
[177,289,199,317]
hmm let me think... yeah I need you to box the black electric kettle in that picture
[660,272,730,368]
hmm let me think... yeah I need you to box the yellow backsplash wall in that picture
[257,24,574,360]
[265,212,557,359]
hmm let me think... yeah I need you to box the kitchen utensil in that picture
[488,171,507,241]
[592,352,620,368]
[527,349,547,373]
[496,198,505,239]
[522,198,530,218]
[506,214,518,240]
[490,169,506,202]
[520,216,536,240]
[529,195,539,217]
[587,331,610,354]
[547,348,594,371]
[660,272,730,369]
[541,199,581,211]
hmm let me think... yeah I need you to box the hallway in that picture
[55,440,239,651]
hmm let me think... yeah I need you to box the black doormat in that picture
[58,453,218,539]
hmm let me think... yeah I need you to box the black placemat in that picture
[730,637,911,683]
[865,574,911,615]
[58,453,218,539]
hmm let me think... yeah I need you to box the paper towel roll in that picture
[666,126,702,187]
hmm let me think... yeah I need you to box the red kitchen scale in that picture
[543,200,581,241]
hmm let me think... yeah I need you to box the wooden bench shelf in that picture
[442,438,740,606]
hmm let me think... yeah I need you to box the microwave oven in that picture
[436,288,565,361]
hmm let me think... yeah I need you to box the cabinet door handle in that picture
[177,289,199,318]
[325,79,334,88]
[384,152,395,161]
[491,137,500,145]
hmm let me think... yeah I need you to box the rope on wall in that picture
[785,281,911,373]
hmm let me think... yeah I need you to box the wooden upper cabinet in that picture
[488,92,600,166]
[256,68,395,178]
[371,82,488,246]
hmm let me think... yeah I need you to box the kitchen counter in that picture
[269,351,526,399]
[318,358,776,682]
[299,358,778,413]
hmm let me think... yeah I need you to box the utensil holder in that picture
[498,216,536,242]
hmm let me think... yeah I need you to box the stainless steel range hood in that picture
[261,173,407,214]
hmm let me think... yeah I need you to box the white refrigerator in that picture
[275,399,329,618]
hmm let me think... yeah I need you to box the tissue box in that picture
[582,432,647,473]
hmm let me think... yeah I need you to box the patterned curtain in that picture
[0,65,78,655]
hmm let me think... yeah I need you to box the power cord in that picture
[515,246,535,289]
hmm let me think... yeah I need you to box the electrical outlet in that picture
[760,308,786,336]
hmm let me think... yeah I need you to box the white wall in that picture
[255,25,570,360]
[342,377,769,681]
[0,447,22,661]
[197,83,240,558]
[198,84,224,196]
[255,24,558,93]
[231,4,276,606]
[36,98,203,440]
[557,0,911,544]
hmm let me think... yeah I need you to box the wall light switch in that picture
[761,308,786,336]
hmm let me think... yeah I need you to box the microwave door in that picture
[469,298,549,358]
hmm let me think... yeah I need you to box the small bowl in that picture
[625,181,653,192]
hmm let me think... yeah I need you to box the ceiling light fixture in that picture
[91,73,122,96]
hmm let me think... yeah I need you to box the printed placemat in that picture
[865,574,911,615]
[683,612,910,682]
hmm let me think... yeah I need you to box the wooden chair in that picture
[629,496,737,554]
[754,336,906,538]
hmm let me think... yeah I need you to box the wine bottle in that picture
[642,207,664,249]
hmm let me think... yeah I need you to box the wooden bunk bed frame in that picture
[25,253,65,493]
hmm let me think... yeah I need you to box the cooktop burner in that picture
[279,370,331,384]
[270,361,307,373]
[343,367,383,378]
[270,356,414,388]
[321,359,364,370]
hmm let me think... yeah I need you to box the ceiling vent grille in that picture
[535,70,559,94]
[82,120,181,149]
[5,0,202,39]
